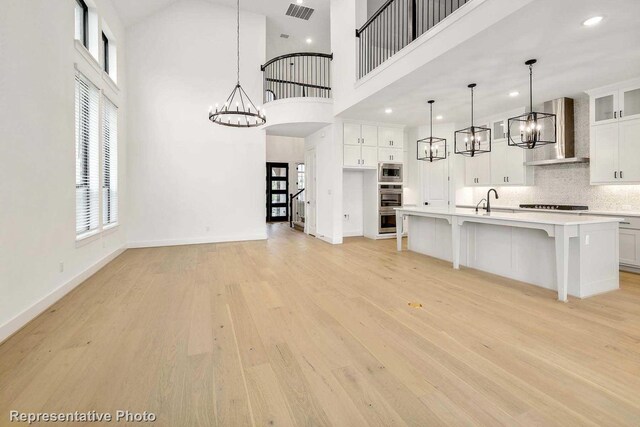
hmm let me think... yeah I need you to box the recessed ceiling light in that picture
[297,0,303,3]
[583,16,603,26]
[385,108,393,114]
[306,37,312,44]
[509,91,519,97]
[436,115,443,120]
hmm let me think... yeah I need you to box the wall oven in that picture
[379,184,403,209]
[378,163,403,183]
[378,184,402,234]
[378,210,397,234]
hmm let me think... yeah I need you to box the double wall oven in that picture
[378,163,403,234]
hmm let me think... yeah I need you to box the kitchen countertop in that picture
[396,206,623,226]
[456,204,640,218]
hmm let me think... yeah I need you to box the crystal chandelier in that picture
[208,0,266,128]
[508,59,556,149]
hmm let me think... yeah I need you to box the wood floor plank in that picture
[1,223,640,426]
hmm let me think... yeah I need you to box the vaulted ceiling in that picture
[110,0,331,59]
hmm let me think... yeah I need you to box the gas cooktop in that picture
[519,204,589,211]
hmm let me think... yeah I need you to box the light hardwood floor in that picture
[2,223,640,426]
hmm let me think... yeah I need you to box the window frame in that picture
[102,32,109,74]
[76,0,89,47]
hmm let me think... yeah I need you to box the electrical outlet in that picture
[59,262,64,273]
[585,235,590,245]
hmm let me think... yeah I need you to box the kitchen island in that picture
[395,207,623,301]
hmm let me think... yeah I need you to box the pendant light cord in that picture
[529,63,533,112]
[430,103,433,138]
[470,86,474,126]
[236,0,240,84]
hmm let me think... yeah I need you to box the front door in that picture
[266,162,289,222]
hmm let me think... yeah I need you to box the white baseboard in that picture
[128,233,268,249]
[0,246,127,344]
[343,231,364,237]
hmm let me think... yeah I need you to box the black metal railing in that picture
[261,53,333,103]
[289,189,305,228]
[356,0,470,78]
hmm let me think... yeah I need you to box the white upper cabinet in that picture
[588,78,640,184]
[378,126,404,149]
[621,86,640,121]
[463,115,532,187]
[361,125,378,147]
[343,122,403,168]
[344,123,362,146]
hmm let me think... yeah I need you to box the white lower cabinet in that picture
[619,228,640,267]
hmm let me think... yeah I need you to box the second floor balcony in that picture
[261,52,333,103]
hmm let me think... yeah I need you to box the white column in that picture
[452,217,461,269]
[554,224,570,302]
[396,211,404,251]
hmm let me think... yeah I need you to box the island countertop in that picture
[394,206,622,301]
[395,206,624,226]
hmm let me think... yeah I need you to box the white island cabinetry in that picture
[395,207,622,301]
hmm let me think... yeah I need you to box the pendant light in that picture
[208,0,266,128]
[507,59,556,149]
[454,84,491,157]
[417,100,446,162]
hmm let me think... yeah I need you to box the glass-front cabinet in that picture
[621,86,640,121]
[590,80,640,125]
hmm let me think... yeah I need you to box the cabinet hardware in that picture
[614,111,617,119]
[503,177,506,183]
[620,170,623,179]
[620,110,623,117]
[615,171,618,179]
[621,221,631,225]
[507,177,510,183]
[362,138,365,144]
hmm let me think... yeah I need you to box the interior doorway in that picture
[305,149,317,236]
[421,155,450,207]
[266,162,289,222]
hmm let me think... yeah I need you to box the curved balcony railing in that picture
[260,52,333,103]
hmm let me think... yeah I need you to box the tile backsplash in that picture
[459,94,640,212]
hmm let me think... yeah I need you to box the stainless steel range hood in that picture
[524,97,590,166]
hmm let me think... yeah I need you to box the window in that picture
[74,0,88,47]
[296,163,305,190]
[75,72,100,237]
[102,97,118,226]
[102,32,109,74]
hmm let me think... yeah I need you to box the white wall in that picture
[266,135,305,195]
[305,123,343,244]
[126,0,267,247]
[342,171,364,236]
[0,0,128,341]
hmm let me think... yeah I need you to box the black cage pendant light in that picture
[208,0,266,128]
[417,100,447,162]
[454,84,491,157]
[508,59,555,149]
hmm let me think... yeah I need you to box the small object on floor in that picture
[407,302,423,308]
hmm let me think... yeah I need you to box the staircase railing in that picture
[261,53,333,103]
[356,0,470,78]
[289,189,305,228]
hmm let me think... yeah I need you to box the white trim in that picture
[75,229,101,247]
[317,234,341,245]
[74,40,101,74]
[128,233,268,249]
[343,231,364,237]
[0,246,127,344]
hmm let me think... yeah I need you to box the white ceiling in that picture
[110,0,330,60]
[340,0,640,126]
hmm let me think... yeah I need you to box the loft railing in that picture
[356,0,470,78]
[261,53,333,103]
[289,189,305,229]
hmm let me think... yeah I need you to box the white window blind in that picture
[75,73,100,237]
[102,96,118,226]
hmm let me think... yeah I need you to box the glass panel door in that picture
[622,87,640,120]
[594,93,616,123]
[266,162,289,222]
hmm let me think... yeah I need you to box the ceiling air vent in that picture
[280,33,290,39]
[285,4,315,20]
